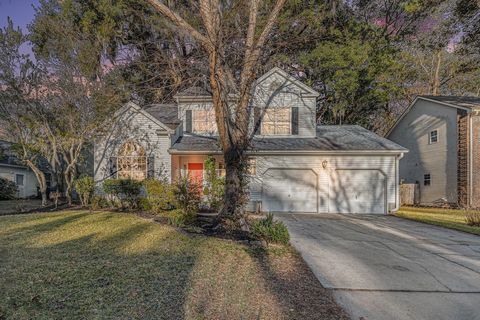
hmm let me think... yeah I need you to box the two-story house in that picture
[95,68,407,214]
[387,95,480,207]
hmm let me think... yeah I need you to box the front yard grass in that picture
[0,210,347,320]
[396,207,480,235]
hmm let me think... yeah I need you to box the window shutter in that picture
[147,156,155,179]
[291,107,299,135]
[185,110,192,133]
[109,157,117,178]
[254,107,262,135]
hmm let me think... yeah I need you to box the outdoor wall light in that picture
[322,160,328,169]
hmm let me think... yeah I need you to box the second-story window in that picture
[193,109,217,134]
[424,174,431,186]
[429,130,438,144]
[261,107,291,135]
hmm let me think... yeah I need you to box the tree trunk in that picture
[218,147,249,227]
[432,51,442,95]
[25,160,48,206]
[64,170,73,206]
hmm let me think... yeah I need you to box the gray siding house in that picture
[95,67,407,214]
[387,96,480,207]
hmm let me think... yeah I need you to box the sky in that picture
[0,0,39,31]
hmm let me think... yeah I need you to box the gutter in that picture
[168,149,409,156]
[469,114,474,207]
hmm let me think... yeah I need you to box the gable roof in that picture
[143,104,180,130]
[419,95,480,109]
[114,101,176,133]
[170,125,406,154]
[254,67,320,97]
[386,95,480,136]
[173,67,319,100]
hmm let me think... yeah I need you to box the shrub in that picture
[91,195,109,210]
[173,175,201,215]
[465,210,480,227]
[251,213,290,245]
[102,179,142,209]
[0,177,17,200]
[203,156,225,211]
[167,208,196,227]
[75,176,95,206]
[143,179,175,213]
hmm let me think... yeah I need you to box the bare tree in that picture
[35,58,126,205]
[145,0,287,222]
[0,19,49,205]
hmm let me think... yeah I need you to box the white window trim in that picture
[261,107,292,136]
[424,173,431,186]
[15,174,24,186]
[117,141,148,181]
[192,109,217,134]
[429,130,438,144]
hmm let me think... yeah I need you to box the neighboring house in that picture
[0,140,49,198]
[387,95,480,207]
[95,67,407,214]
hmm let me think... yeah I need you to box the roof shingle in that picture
[170,125,406,153]
[420,95,480,109]
[143,104,180,129]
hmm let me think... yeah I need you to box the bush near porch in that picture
[0,210,348,320]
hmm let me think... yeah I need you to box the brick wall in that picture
[471,114,480,208]
[457,110,469,207]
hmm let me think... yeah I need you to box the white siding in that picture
[248,154,397,213]
[0,165,39,198]
[388,99,458,204]
[94,106,172,183]
[253,72,317,137]
[177,71,318,138]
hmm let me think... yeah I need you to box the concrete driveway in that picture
[277,213,480,320]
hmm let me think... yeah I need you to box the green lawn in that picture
[0,210,346,320]
[396,207,480,235]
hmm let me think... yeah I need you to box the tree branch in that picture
[146,0,213,51]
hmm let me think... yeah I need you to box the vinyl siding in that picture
[253,72,317,138]
[0,165,39,198]
[248,154,397,213]
[388,99,458,204]
[94,106,172,183]
[177,72,317,138]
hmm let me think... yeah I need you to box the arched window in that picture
[117,141,147,180]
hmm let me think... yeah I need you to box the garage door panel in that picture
[331,169,385,214]
[262,169,317,213]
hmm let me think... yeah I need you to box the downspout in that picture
[469,114,473,207]
[392,152,405,213]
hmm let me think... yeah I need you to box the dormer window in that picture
[193,109,217,134]
[429,130,438,144]
[261,107,291,135]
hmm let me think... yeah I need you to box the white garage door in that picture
[262,169,317,213]
[331,169,385,214]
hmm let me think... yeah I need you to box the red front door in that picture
[187,163,203,186]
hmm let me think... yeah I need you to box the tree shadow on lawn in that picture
[0,211,348,320]
[246,247,349,320]
[0,211,196,320]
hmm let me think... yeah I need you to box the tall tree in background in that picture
[400,0,480,97]
[0,20,49,205]
[30,2,129,204]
